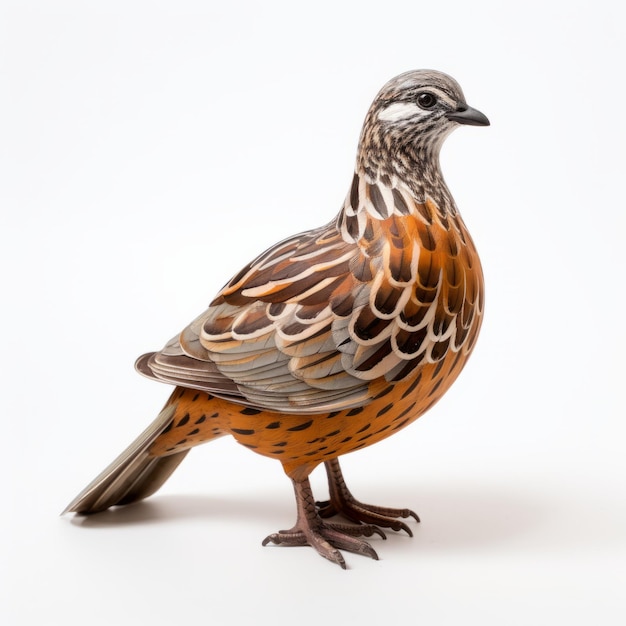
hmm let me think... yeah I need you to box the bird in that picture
[63,69,489,568]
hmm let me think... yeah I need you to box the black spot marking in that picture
[192,393,200,402]
[392,189,411,216]
[350,173,360,211]
[392,418,410,431]
[375,424,391,434]
[431,338,450,362]
[340,436,353,443]
[274,441,288,447]
[324,449,339,456]
[394,403,416,421]
[268,302,286,317]
[428,378,444,397]
[390,354,425,382]
[368,183,388,218]
[376,403,394,418]
[354,340,393,372]
[356,423,371,434]
[450,350,464,371]
[175,438,187,446]
[187,428,200,436]
[358,433,373,442]
[265,421,281,429]
[272,450,285,454]
[210,412,219,418]
[395,327,428,357]
[345,214,360,239]
[373,384,394,400]
[195,414,207,424]
[401,373,422,399]
[326,411,341,419]
[162,420,174,434]
[240,407,262,415]
[346,407,364,416]
[243,444,258,449]
[432,358,446,378]
[325,429,340,437]
[374,283,403,316]
[177,413,190,427]
[354,307,391,340]
[307,437,322,444]
[232,428,255,435]
[287,420,314,432]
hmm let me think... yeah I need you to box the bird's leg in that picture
[317,458,420,536]
[262,476,384,568]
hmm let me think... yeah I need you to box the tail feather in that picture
[62,405,188,515]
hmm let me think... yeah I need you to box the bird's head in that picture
[357,69,489,184]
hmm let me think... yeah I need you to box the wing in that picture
[137,190,483,414]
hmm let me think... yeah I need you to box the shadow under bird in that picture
[64,69,490,568]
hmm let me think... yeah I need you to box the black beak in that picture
[446,103,490,127]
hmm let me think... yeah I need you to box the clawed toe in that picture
[267,464,419,568]
[327,521,387,539]
[262,524,379,568]
[320,458,420,536]
[318,499,416,536]
[263,476,383,568]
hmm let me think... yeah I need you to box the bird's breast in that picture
[344,200,484,386]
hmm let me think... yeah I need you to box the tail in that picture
[62,403,188,515]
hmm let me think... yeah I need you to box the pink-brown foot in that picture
[262,476,383,568]
[317,458,420,537]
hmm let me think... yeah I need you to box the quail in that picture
[64,69,489,568]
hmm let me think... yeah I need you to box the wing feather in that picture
[136,186,483,413]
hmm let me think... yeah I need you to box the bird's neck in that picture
[335,155,458,244]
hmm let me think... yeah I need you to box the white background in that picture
[1,1,625,624]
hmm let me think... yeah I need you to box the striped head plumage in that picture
[356,69,489,203]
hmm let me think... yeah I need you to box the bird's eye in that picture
[417,92,437,110]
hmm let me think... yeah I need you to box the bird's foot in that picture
[262,520,382,569]
[262,476,384,568]
[319,458,420,536]
[316,496,419,536]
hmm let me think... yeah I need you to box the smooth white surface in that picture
[1,1,625,624]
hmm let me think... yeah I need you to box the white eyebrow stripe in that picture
[378,102,423,122]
